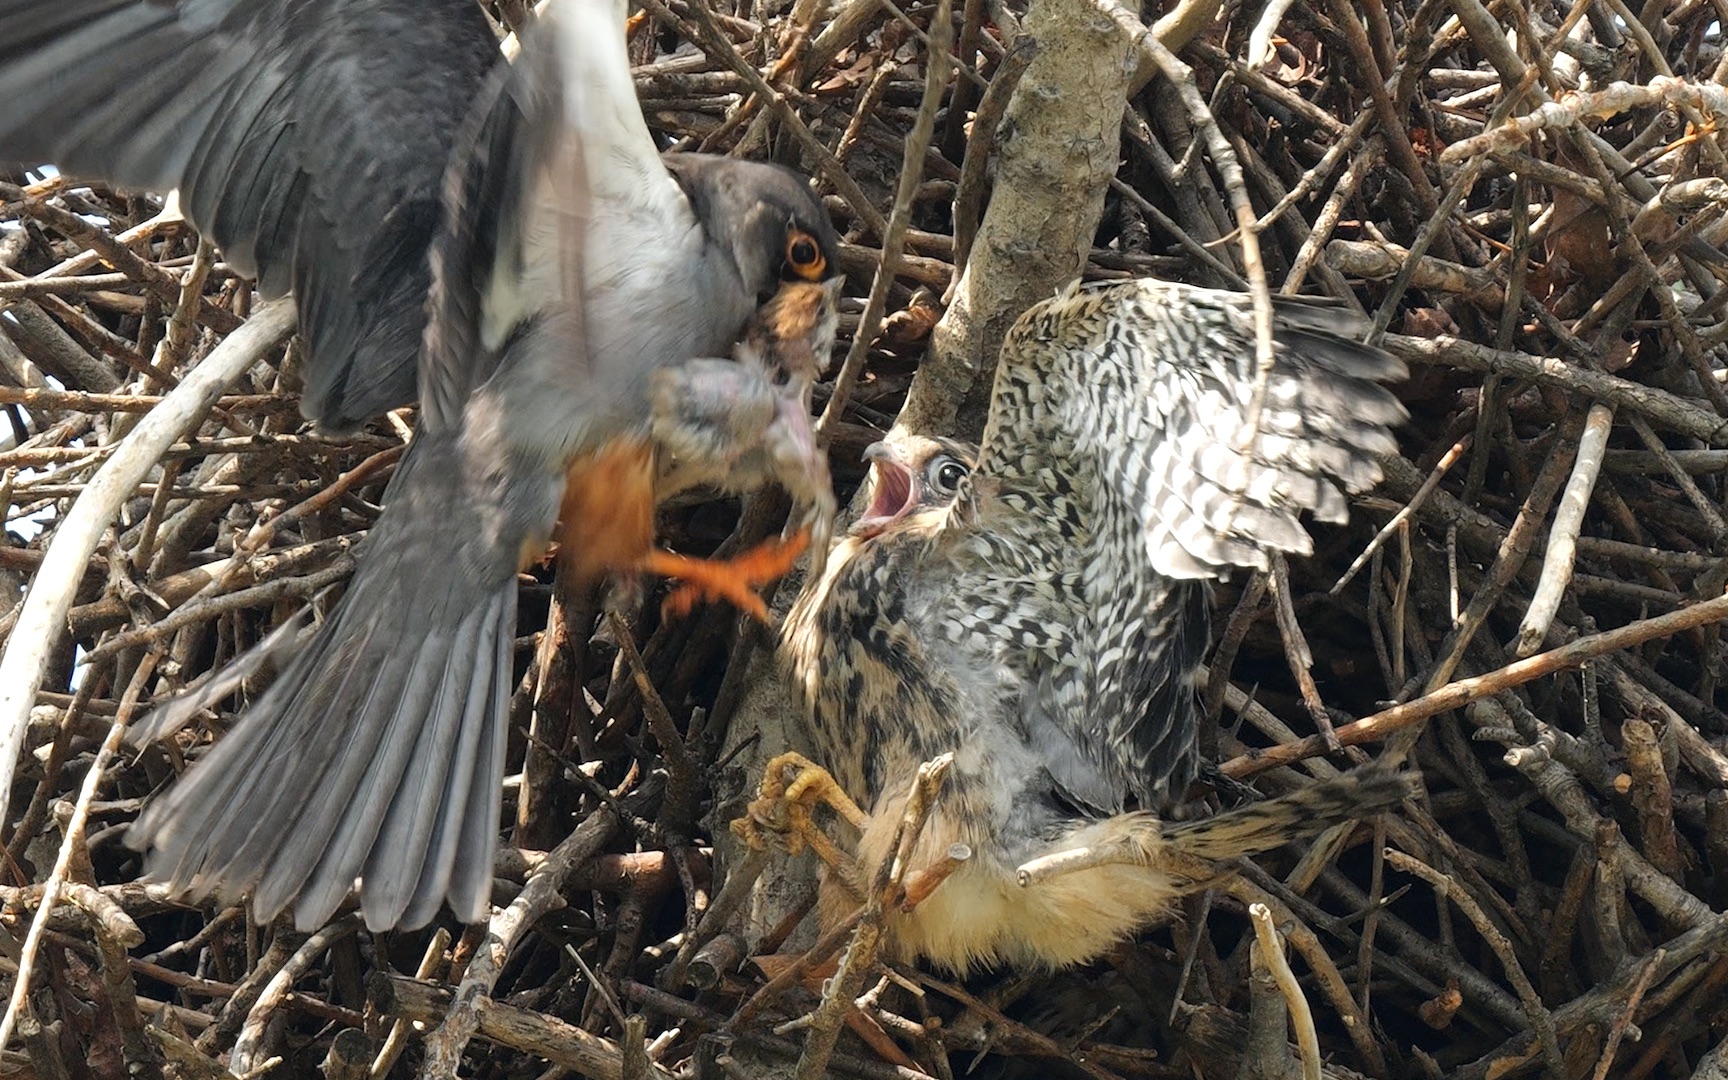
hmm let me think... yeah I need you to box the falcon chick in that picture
[772,280,1411,971]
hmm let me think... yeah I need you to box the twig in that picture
[1441,77,1728,162]
[1335,437,1469,593]
[916,973,1128,1080]
[62,881,158,1074]
[368,928,450,1080]
[0,386,293,415]
[1384,848,1564,1077]
[1247,903,1320,1080]
[1455,914,1728,1078]
[1365,156,1486,342]
[230,914,363,1075]
[665,844,768,989]
[1326,239,1507,308]
[1620,717,1682,878]
[376,974,677,1080]
[949,38,1037,284]
[1624,412,1728,542]
[794,755,952,1080]
[815,0,952,443]
[83,558,352,661]
[1515,402,1615,656]
[1421,426,1578,693]
[607,612,701,832]
[0,651,159,1052]
[2,186,240,335]
[1380,334,1727,444]
[1219,874,1389,1074]
[1221,590,1728,778]
[419,798,629,1076]
[1268,557,1341,751]
[1591,950,1663,1080]
[322,1030,374,1080]
[0,299,297,832]
[626,978,936,1080]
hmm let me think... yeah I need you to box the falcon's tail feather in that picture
[127,434,535,932]
[129,582,514,932]
[1164,767,1412,861]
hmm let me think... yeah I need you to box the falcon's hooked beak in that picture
[854,441,918,538]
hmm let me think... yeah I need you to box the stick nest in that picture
[2,0,1728,1077]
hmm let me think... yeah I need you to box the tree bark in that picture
[896,0,1138,442]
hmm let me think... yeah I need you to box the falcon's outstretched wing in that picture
[968,280,1406,807]
[0,0,499,428]
[122,0,841,932]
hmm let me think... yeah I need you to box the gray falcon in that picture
[0,0,842,930]
[764,279,1411,971]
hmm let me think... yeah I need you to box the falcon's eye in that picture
[785,229,827,281]
[929,455,969,495]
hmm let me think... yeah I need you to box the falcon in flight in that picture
[762,280,1411,971]
[0,0,841,930]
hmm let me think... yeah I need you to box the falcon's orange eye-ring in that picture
[786,228,827,280]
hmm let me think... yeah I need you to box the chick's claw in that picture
[732,751,868,894]
[648,526,814,623]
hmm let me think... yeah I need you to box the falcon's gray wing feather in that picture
[417,58,527,435]
[970,280,1406,807]
[0,0,498,428]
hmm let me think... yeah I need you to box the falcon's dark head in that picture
[663,154,841,304]
[853,434,976,537]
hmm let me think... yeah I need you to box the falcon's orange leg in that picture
[557,440,810,622]
[649,528,812,623]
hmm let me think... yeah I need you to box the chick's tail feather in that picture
[1165,767,1412,862]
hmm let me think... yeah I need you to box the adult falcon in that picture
[0,0,841,930]
[763,280,1411,971]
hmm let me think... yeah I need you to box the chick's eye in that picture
[785,228,827,280]
[931,456,968,493]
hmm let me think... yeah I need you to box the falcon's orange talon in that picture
[646,527,813,623]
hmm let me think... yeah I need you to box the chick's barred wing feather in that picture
[970,279,1407,807]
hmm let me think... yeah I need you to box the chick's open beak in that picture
[854,441,917,537]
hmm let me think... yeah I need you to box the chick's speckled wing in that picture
[959,280,1407,807]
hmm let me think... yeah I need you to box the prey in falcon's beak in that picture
[749,276,842,386]
[645,276,844,620]
[738,276,844,551]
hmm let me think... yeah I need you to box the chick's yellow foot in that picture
[732,751,868,888]
[648,527,813,623]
